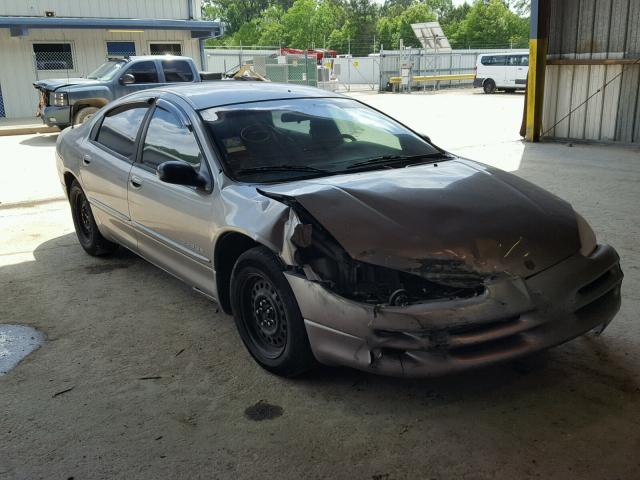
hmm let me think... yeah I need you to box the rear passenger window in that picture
[481,56,507,66]
[126,61,159,83]
[142,107,202,170]
[520,56,529,66]
[96,105,149,158]
[162,60,194,82]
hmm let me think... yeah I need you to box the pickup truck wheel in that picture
[69,181,118,256]
[74,107,99,125]
[230,246,316,377]
[483,79,496,94]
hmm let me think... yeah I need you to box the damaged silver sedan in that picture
[56,82,623,378]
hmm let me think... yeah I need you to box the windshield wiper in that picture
[347,152,452,170]
[236,165,331,175]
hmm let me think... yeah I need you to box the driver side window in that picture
[142,107,202,171]
[126,61,159,84]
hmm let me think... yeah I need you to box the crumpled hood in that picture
[33,78,99,91]
[258,159,581,280]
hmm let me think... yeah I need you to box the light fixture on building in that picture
[45,11,55,17]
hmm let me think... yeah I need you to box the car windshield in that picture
[201,97,446,182]
[87,60,126,80]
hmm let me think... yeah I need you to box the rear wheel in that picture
[483,79,496,94]
[69,181,118,256]
[230,246,315,377]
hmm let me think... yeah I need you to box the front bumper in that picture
[286,244,623,377]
[40,105,71,127]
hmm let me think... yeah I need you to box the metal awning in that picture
[0,16,222,38]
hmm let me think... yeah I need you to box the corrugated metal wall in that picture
[0,0,196,20]
[543,0,640,143]
[0,29,201,118]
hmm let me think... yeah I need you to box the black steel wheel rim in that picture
[76,193,92,239]
[240,273,287,359]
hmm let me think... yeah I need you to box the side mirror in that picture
[157,161,208,189]
[419,133,432,144]
[120,73,135,85]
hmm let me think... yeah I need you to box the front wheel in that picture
[230,246,315,377]
[74,106,99,125]
[69,181,118,256]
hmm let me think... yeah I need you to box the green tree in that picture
[202,0,271,34]
[440,2,471,44]
[376,2,436,50]
[448,0,529,49]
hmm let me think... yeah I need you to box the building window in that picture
[107,41,136,58]
[33,43,74,71]
[149,43,182,56]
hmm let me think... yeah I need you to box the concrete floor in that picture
[1,90,639,479]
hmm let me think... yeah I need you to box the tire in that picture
[483,79,496,94]
[74,107,99,125]
[69,180,118,256]
[230,246,316,377]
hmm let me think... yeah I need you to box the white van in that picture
[473,52,529,94]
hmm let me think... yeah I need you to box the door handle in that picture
[130,175,143,188]
[82,154,92,165]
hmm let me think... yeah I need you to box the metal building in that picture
[0,0,221,119]
[526,0,640,144]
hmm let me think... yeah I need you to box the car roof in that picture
[127,55,193,62]
[479,52,528,57]
[152,82,347,110]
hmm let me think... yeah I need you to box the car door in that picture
[113,60,161,98]
[80,101,151,250]
[500,55,517,87]
[127,98,216,296]
[515,55,529,88]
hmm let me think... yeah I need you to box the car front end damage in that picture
[34,84,71,128]
[285,245,622,377]
[252,161,623,377]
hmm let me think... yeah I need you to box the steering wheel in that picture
[341,134,357,142]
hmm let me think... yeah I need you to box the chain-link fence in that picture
[205,45,528,93]
[0,83,6,118]
[206,48,321,86]
[205,47,279,76]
